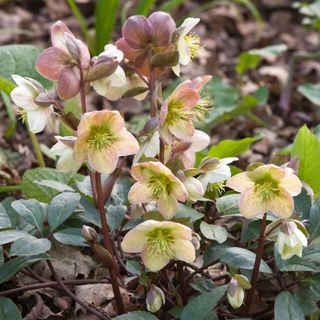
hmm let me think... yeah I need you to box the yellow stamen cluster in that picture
[86,124,114,151]
[254,174,280,203]
[148,174,173,200]
[184,32,201,59]
[147,227,174,257]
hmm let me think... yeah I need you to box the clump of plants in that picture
[1,10,319,320]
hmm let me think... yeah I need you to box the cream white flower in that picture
[227,275,251,309]
[10,75,55,133]
[172,17,200,76]
[146,285,165,313]
[121,220,195,272]
[50,136,83,174]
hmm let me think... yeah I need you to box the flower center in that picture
[165,100,190,126]
[147,227,174,257]
[148,174,173,200]
[254,174,280,203]
[86,123,114,151]
[184,32,200,59]
[193,97,210,121]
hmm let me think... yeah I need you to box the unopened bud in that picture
[227,275,251,309]
[92,243,115,269]
[64,32,81,63]
[82,225,97,242]
[150,51,179,68]
[173,141,192,155]
[146,285,165,313]
[140,117,159,136]
[123,86,149,98]
[85,56,118,82]
[191,232,201,250]
[199,157,219,172]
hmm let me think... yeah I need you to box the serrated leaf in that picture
[274,291,304,320]
[292,125,320,198]
[48,192,81,231]
[200,221,228,243]
[0,44,51,88]
[180,286,226,320]
[21,168,76,203]
[11,199,46,232]
[9,238,51,256]
[53,228,88,246]
[0,297,22,320]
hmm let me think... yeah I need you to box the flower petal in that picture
[178,75,212,92]
[112,129,139,156]
[121,227,149,253]
[56,149,83,174]
[169,119,194,140]
[169,88,200,110]
[36,47,70,80]
[171,179,188,202]
[122,15,153,49]
[128,182,153,204]
[51,20,72,52]
[87,147,119,174]
[177,37,190,65]
[184,177,204,202]
[57,66,80,100]
[10,86,39,111]
[157,194,178,219]
[26,109,48,133]
[180,17,200,35]
[74,137,89,162]
[172,239,196,263]
[268,189,294,219]
[116,38,142,61]
[189,130,210,152]
[279,170,302,196]
[148,11,176,46]
[239,187,268,218]
[227,172,254,193]
[142,245,170,272]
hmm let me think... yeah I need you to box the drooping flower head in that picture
[227,164,302,218]
[276,220,308,260]
[160,76,211,143]
[10,75,55,133]
[50,136,83,174]
[74,110,139,174]
[36,21,90,100]
[172,17,201,76]
[227,274,251,309]
[146,285,165,313]
[121,220,195,271]
[116,11,176,76]
[128,161,188,219]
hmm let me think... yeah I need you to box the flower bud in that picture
[92,242,115,269]
[64,32,81,63]
[172,141,192,155]
[199,157,219,172]
[191,232,201,250]
[146,285,165,313]
[82,225,97,243]
[85,56,118,82]
[140,117,160,137]
[150,50,179,68]
[276,220,308,260]
[227,275,251,309]
[122,86,149,98]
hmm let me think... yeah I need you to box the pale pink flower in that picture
[74,110,139,174]
[121,220,195,271]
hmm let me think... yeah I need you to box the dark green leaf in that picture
[125,260,141,275]
[298,83,320,106]
[216,194,241,216]
[310,198,320,240]
[53,228,88,246]
[114,311,159,320]
[9,238,51,256]
[0,230,30,245]
[0,297,22,320]
[176,204,204,222]
[107,204,126,232]
[274,291,304,320]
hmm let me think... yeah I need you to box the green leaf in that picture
[0,76,15,95]
[221,247,272,273]
[298,83,320,106]
[0,255,46,284]
[0,297,22,320]
[53,228,88,246]
[2,91,17,138]
[274,291,304,320]
[180,286,226,320]
[176,203,204,222]
[216,194,241,216]
[125,260,142,275]
[94,0,120,54]
[78,197,101,227]
[236,52,260,75]
[0,44,51,88]
[21,168,76,203]
[292,125,320,198]
[200,221,228,243]
[37,180,75,192]
[0,203,12,229]
[309,198,320,240]
[294,287,320,316]
[0,230,30,245]
[107,204,126,232]
[190,278,215,293]
[9,238,51,256]
[249,44,287,58]
[48,192,80,232]
[11,199,46,232]
[114,311,159,320]
[208,135,261,158]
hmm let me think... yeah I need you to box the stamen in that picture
[254,174,280,203]
[86,123,114,151]
[165,100,191,126]
[184,32,201,59]
[147,228,174,257]
[148,174,173,200]
[193,96,211,121]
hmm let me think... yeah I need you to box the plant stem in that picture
[27,125,45,167]
[244,212,268,314]
[149,67,157,118]
[0,185,22,193]
[95,171,126,314]
[0,278,110,296]
[177,262,188,305]
[47,260,111,320]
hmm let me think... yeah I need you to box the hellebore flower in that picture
[10,75,55,133]
[276,220,308,260]
[121,220,195,271]
[74,110,139,174]
[227,275,251,309]
[116,11,176,76]
[182,175,205,202]
[50,136,83,174]
[128,161,188,219]
[36,20,90,100]
[198,157,238,190]
[172,17,201,76]
[146,285,165,313]
[227,164,302,218]
[160,76,211,143]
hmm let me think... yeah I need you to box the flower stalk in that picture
[27,124,46,167]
